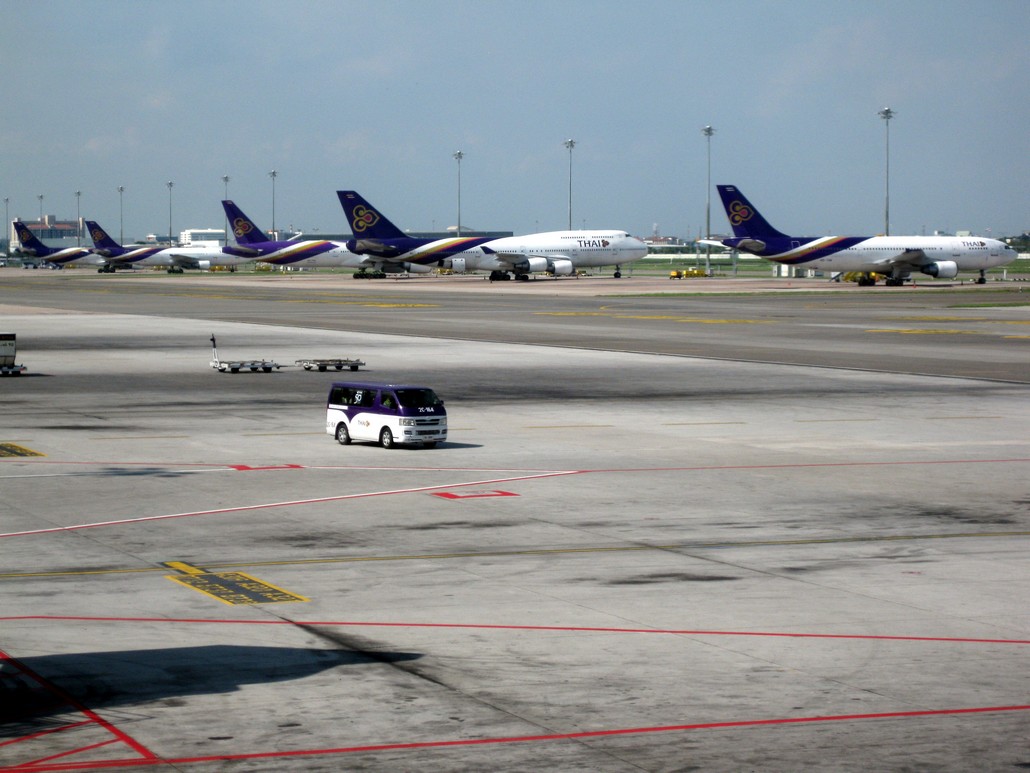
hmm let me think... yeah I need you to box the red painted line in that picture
[0,471,580,538]
[3,616,1029,645]
[228,464,304,471]
[432,490,519,499]
[0,648,157,763]
[0,720,92,748]
[9,705,1030,771]
[19,738,120,768]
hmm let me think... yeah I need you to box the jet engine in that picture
[548,258,574,276]
[514,256,549,274]
[920,261,958,279]
[381,261,433,274]
[447,257,467,273]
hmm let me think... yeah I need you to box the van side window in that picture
[380,391,397,410]
[354,389,375,408]
[329,387,347,406]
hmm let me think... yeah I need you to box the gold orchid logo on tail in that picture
[233,217,254,238]
[352,206,379,233]
[729,200,753,226]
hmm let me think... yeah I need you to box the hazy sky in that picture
[3,0,1027,242]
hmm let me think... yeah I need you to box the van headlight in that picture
[399,418,417,426]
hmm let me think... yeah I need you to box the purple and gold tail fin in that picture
[221,200,268,245]
[337,191,407,240]
[85,221,123,253]
[12,221,55,256]
[716,185,788,239]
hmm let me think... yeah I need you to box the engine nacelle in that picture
[448,257,467,274]
[548,258,574,276]
[381,261,432,274]
[514,256,549,274]
[920,260,958,279]
[193,260,212,271]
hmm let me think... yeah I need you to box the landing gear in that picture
[885,276,906,287]
[614,265,622,279]
[977,270,987,285]
[488,270,512,282]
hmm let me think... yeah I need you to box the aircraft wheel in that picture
[614,270,622,279]
[336,424,352,445]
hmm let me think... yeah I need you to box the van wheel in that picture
[379,428,394,448]
[335,424,351,445]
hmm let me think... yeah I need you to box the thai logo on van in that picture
[729,200,753,226]
[351,206,379,233]
[233,217,254,238]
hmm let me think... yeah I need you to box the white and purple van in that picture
[326,382,447,449]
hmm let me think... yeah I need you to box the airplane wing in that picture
[166,252,209,269]
[883,248,930,268]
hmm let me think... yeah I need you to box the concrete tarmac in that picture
[1,271,1028,771]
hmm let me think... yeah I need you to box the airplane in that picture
[702,185,1018,286]
[85,220,250,273]
[11,221,104,269]
[221,201,361,270]
[337,190,648,281]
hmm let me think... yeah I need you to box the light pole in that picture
[563,139,576,230]
[3,197,8,253]
[75,190,81,246]
[166,181,174,246]
[878,107,894,235]
[453,151,464,236]
[222,175,230,245]
[268,170,277,239]
[117,186,125,243]
[702,125,715,276]
[37,194,44,224]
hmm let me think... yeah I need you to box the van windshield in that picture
[394,388,442,408]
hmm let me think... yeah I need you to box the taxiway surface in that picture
[1,271,1028,771]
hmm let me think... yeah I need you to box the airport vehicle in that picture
[86,221,249,273]
[701,185,1018,286]
[11,222,104,269]
[0,333,27,375]
[295,357,365,372]
[222,201,361,269]
[209,335,281,373]
[326,382,446,448]
[338,190,648,281]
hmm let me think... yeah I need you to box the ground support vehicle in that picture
[209,335,281,373]
[0,333,26,375]
[295,357,365,372]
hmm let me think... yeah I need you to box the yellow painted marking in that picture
[866,329,977,335]
[3,530,1029,580]
[163,560,308,605]
[664,421,747,426]
[163,561,207,575]
[534,312,770,325]
[795,418,878,423]
[0,443,45,458]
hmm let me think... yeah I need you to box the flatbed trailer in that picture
[294,357,365,372]
[0,333,27,375]
[209,335,281,373]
